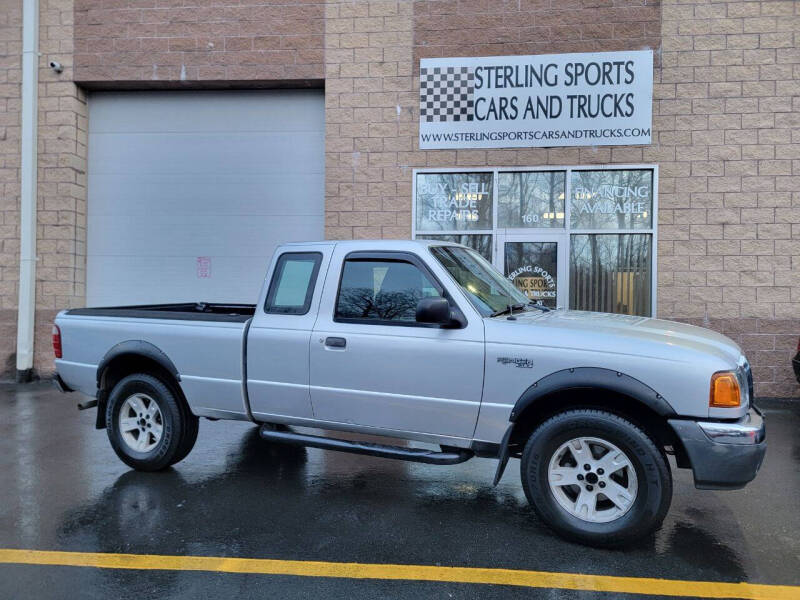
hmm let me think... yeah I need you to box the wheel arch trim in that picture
[94,341,182,430]
[96,340,181,388]
[492,367,675,486]
[510,367,676,422]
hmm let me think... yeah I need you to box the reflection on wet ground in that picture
[1,383,798,599]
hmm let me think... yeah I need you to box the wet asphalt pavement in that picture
[1,382,799,599]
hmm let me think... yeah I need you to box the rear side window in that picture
[335,259,441,324]
[265,252,322,315]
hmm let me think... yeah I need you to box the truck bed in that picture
[65,302,255,323]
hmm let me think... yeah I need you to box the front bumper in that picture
[669,407,766,490]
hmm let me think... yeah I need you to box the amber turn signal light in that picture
[709,371,740,408]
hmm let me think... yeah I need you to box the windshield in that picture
[430,246,530,316]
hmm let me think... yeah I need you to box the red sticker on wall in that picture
[197,256,211,279]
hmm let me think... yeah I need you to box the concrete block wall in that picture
[73,0,325,85]
[0,0,22,376]
[657,0,800,396]
[0,0,88,379]
[33,0,88,373]
[324,0,662,242]
[324,0,415,240]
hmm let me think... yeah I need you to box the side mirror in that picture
[416,297,451,325]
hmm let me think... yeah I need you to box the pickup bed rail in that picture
[66,303,255,323]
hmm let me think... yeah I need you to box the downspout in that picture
[16,0,39,382]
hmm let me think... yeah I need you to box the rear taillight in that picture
[52,324,62,359]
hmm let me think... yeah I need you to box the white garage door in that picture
[87,90,324,306]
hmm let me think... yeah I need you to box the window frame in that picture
[411,164,658,317]
[333,250,466,328]
[264,252,323,316]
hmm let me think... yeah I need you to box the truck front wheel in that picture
[521,409,672,547]
[106,373,197,471]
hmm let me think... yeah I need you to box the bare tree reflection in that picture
[336,260,439,322]
[498,171,565,228]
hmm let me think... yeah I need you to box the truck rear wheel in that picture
[106,373,197,471]
[521,409,672,547]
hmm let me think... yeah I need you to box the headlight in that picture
[709,371,741,408]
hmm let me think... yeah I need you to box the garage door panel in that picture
[89,132,324,176]
[88,256,272,306]
[88,176,324,216]
[88,90,324,134]
[87,215,325,256]
[88,90,324,306]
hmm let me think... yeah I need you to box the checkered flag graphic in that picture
[420,66,475,123]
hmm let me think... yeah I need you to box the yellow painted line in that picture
[1,549,799,599]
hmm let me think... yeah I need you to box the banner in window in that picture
[570,169,653,229]
[415,172,493,232]
[504,241,558,308]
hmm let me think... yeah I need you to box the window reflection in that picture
[416,234,492,261]
[504,242,558,308]
[416,173,493,232]
[569,234,652,316]
[499,171,565,228]
[412,167,657,318]
[570,169,653,230]
[336,260,441,322]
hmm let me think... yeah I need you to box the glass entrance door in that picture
[498,234,567,309]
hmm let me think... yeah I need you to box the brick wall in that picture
[73,0,325,85]
[0,0,87,379]
[324,0,415,240]
[0,0,21,378]
[414,0,661,61]
[35,0,87,374]
[658,0,800,396]
[324,0,661,240]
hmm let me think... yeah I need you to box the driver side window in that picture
[335,259,441,323]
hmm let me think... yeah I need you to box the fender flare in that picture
[510,367,675,421]
[492,367,674,486]
[96,340,181,388]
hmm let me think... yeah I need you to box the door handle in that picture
[325,336,346,348]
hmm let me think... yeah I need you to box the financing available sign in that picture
[419,50,653,150]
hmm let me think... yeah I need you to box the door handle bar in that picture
[325,337,346,348]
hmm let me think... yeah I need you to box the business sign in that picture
[419,50,653,150]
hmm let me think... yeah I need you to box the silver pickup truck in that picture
[54,240,766,546]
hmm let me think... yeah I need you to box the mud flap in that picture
[492,423,515,486]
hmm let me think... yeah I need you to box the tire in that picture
[521,409,672,547]
[106,373,195,471]
[171,391,199,465]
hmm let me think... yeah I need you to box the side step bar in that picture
[259,425,473,465]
